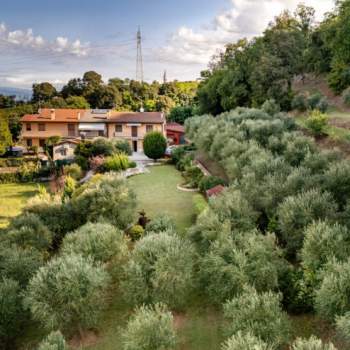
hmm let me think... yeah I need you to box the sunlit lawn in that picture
[0,183,40,228]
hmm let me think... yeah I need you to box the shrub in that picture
[292,94,308,112]
[128,225,145,241]
[75,155,89,171]
[221,332,273,350]
[261,99,280,116]
[63,175,76,200]
[143,131,167,160]
[103,153,130,172]
[183,165,203,188]
[223,286,291,347]
[61,222,128,269]
[5,213,52,252]
[336,312,350,342]
[121,303,176,350]
[277,189,337,258]
[0,244,43,287]
[122,232,196,309]
[171,146,186,165]
[62,163,82,180]
[342,87,350,106]
[200,233,282,304]
[305,110,329,136]
[193,194,208,217]
[24,253,110,333]
[308,93,328,112]
[199,175,225,192]
[292,336,337,350]
[89,156,105,171]
[114,139,132,156]
[146,214,176,233]
[129,161,137,168]
[91,137,114,157]
[37,331,67,350]
[0,278,23,347]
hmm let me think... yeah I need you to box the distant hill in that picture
[0,86,32,101]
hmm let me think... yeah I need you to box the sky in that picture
[0,0,335,89]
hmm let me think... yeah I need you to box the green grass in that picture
[0,183,40,228]
[128,165,198,232]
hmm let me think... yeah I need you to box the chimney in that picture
[78,112,81,120]
[50,109,55,120]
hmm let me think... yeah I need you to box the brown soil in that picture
[68,329,99,349]
[330,118,350,129]
[173,312,187,330]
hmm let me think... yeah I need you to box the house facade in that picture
[21,109,166,153]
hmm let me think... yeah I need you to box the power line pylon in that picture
[163,70,167,84]
[136,27,144,83]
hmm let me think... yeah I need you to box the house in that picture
[166,122,185,145]
[206,185,225,198]
[53,139,80,162]
[20,109,166,153]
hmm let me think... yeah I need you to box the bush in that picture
[143,131,167,160]
[0,278,23,347]
[342,87,350,107]
[114,139,132,156]
[277,189,337,258]
[129,161,137,168]
[183,165,204,188]
[200,233,282,304]
[63,175,76,200]
[103,153,130,172]
[292,94,308,112]
[122,232,196,309]
[261,99,280,116]
[37,331,67,350]
[221,332,273,350]
[308,93,328,112]
[305,110,329,136]
[193,194,208,217]
[0,244,43,288]
[315,258,350,321]
[223,286,291,347]
[171,146,186,165]
[63,163,82,180]
[5,213,52,252]
[336,312,350,342]
[61,222,129,270]
[91,137,115,157]
[121,303,176,350]
[292,336,337,350]
[199,176,226,192]
[128,225,145,241]
[24,253,110,334]
[146,214,176,233]
[75,155,89,171]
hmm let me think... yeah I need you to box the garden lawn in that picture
[128,164,198,232]
[0,183,40,228]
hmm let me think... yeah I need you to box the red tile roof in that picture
[166,122,185,133]
[107,112,165,124]
[206,185,225,198]
[21,109,85,123]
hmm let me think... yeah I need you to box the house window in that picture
[26,123,31,131]
[39,139,45,148]
[26,139,32,147]
[38,123,46,131]
[60,148,67,156]
[115,124,123,133]
[68,123,75,137]
[146,125,153,133]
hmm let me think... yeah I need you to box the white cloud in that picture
[158,0,335,65]
[0,22,90,57]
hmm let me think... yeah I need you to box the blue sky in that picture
[0,0,335,88]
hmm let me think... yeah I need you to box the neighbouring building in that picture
[53,139,80,162]
[21,108,166,153]
[166,122,185,145]
[206,185,225,198]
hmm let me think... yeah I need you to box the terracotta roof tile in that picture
[166,122,185,133]
[21,109,85,123]
[107,112,164,124]
[206,185,225,198]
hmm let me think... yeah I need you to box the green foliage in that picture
[0,278,23,347]
[91,137,115,157]
[307,93,328,112]
[143,131,167,160]
[121,303,176,350]
[168,105,194,124]
[305,110,329,136]
[32,82,57,102]
[171,146,186,166]
[61,222,128,270]
[63,175,76,200]
[114,139,132,156]
[63,163,82,180]
[261,99,281,116]
[122,232,196,309]
[0,116,12,155]
[37,331,67,350]
[342,87,350,106]
[65,95,90,109]
[128,225,145,241]
[292,94,308,111]
[336,312,350,342]
[277,189,337,258]
[199,176,226,192]
[223,286,291,347]
[146,214,176,233]
[221,332,273,350]
[292,336,338,350]
[193,194,208,217]
[103,153,130,172]
[183,165,204,188]
[24,253,110,333]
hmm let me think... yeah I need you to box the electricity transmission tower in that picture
[136,27,144,83]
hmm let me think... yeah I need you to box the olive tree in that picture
[24,253,110,334]
[336,312,350,342]
[61,222,129,271]
[121,303,176,350]
[292,336,337,350]
[37,331,67,350]
[122,232,196,309]
[223,286,291,347]
[315,258,350,321]
[221,332,273,350]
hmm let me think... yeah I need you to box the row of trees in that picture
[197,1,350,114]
